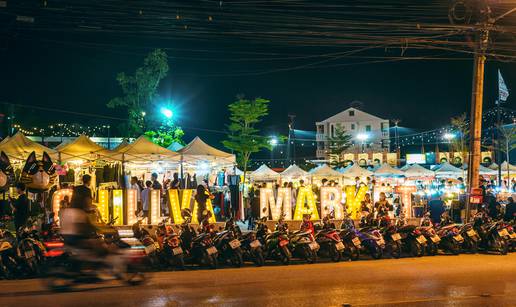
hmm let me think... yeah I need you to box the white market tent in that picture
[280,164,308,179]
[461,164,498,176]
[434,162,463,178]
[341,163,374,178]
[0,132,57,161]
[500,161,516,173]
[309,164,342,178]
[374,163,404,176]
[488,162,498,170]
[167,142,184,152]
[403,164,435,178]
[113,139,129,151]
[178,137,235,166]
[55,134,113,162]
[108,135,180,162]
[250,164,279,181]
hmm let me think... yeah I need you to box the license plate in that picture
[206,246,217,255]
[467,230,477,237]
[352,237,361,247]
[309,242,319,250]
[154,242,160,249]
[377,239,385,246]
[229,239,241,249]
[510,233,516,239]
[498,229,509,237]
[172,247,183,255]
[335,241,345,251]
[453,234,464,242]
[430,235,441,243]
[249,240,261,248]
[144,244,155,254]
[416,235,426,244]
[391,233,401,241]
[279,240,289,247]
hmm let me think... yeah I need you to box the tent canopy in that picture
[434,162,463,177]
[114,139,130,151]
[178,137,235,165]
[280,164,308,178]
[309,164,342,177]
[168,142,184,152]
[374,163,404,176]
[403,164,435,177]
[108,135,180,162]
[341,163,373,178]
[0,132,57,161]
[500,161,516,172]
[55,134,112,162]
[462,164,498,175]
[250,164,279,181]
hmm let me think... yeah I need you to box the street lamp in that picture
[356,133,368,153]
[269,136,278,165]
[444,133,455,140]
[161,107,173,119]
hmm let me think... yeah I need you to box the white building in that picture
[315,107,390,159]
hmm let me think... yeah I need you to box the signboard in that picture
[406,154,426,164]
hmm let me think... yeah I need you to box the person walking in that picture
[195,185,214,225]
[141,181,152,218]
[70,174,93,212]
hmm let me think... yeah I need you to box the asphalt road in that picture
[0,254,515,307]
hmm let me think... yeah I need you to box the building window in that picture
[366,125,371,132]
[351,124,355,130]
[349,110,355,116]
[331,125,335,137]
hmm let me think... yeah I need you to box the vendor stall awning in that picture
[250,164,279,181]
[309,164,342,177]
[0,132,57,161]
[403,164,435,177]
[108,135,180,162]
[341,163,373,178]
[433,162,463,177]
[178,137,235,165]
[55,134,113,162]
[374,163,404,176]
[280,164,308,178]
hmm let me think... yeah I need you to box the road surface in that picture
[0,254,515,307]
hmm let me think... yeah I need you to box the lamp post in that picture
[356,133,369,153]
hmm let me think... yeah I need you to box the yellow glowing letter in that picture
[320,186,343,219]
[112,189,124,225]
[150,189,161,224]
[97,189,109,222]
[126,189,138,225]
[293,186,319,220]
[345,185,368,219]
[259,188,292,220]
[51,189,73,219]
[395,185,417,217]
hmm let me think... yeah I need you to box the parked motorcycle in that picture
[357,215,386,259]
[212,218,244,267]
[435,213,463,255]
[179,209,219,269]
[315,216,344,262]
[458,219,480,254]
[256,217,291,265]
[155,218,185,270]
[473,211,509,255]
[132,219,161,269]
[419,213,441,256]
[0,224,18,279]
[377,215,403,259]
[396,216,427,257]
[339,213,361,261]
[285,214,318,264]
[225,218,265,266]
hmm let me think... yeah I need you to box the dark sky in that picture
[0,0,515,157]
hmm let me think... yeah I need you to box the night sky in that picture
[0,1,515,159]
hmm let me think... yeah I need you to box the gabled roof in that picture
[178,137,235,164]
[309,164,342,177]
[317,107,387,124]
[281,164,308,178]
[55,134,112,162]
[108,135,180,162]
[434,162,462,177]
[403,164,435,177]
[250,164,279,180]
[374,163,404,176]
[341,163,374,177]
[0,132,57,161]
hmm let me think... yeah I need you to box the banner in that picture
[499,69,509,102]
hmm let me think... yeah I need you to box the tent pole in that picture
[180,154,184,189]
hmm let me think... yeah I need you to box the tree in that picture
[223,97,271,177]
[107,49,169,137]
[450,113,469,165]
[328,124,353,168]
[144,127,185,148]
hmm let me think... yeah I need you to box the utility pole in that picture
[448,1,516,221]
[287,114,296,164]
[393,119,401,166]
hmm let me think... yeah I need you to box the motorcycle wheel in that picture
[279,246,291,265]
[495,238,509,255]
[448,241,460,255]
[427,242,438,256]
[203,252,218,269]
[348,246,360,261]
[390,241,402,259]
[410,241,423,257]
[42,267,74,292]
[467,239,478,254]
[253,248,265,267]
[230,248,244,268]
[329,244,341,262]
[369,244,383,260]
[4,256,18,279]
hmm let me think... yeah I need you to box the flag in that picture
[498,69,509,102]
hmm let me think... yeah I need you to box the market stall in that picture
[309,164,342,185]
[250,164,279,183]
[0,132,57,161]
[280,164,308,183]
[341,163,373,184]
[433,162,463,179]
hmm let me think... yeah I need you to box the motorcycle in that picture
[376,215,403,259]
[256,217,291,265]
[179,209,219,269]
[396,216,427,257]
[458,219,480,254]
[155,218,185,270]
[16,223,46,275]
[473,212,509,255]
[212,218,244,267]
[315,216,344,262]
[419,213,441,256]
[339,212,361,261]
[285,215,318,264]
[132,219,161,269]
[225,218,265,266]
[357,214,385,259]
[0,224,18,279]
[435,213,463,255]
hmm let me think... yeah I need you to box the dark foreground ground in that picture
[0,253,515,307]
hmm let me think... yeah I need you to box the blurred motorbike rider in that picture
[60,174,107,257]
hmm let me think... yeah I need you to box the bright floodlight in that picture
[161,107,173,119]
[444,133,455,140]
[356,133,368,141]
[270,137,278,146]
